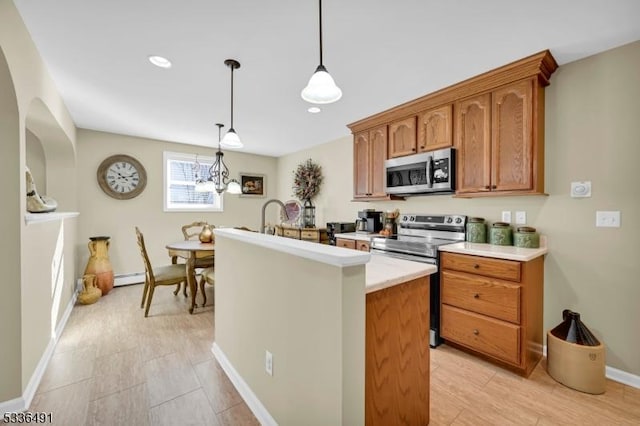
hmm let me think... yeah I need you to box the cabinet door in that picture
[353,131,371,198]
[418,104,453,152]
[388,117,417,158]
[492,79,533,191]
[369,125,388,198]
[456,94,492,193]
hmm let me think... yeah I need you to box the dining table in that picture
[165,240,214,314]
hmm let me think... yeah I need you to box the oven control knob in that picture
[410,216,415,221]
[446,217,453,223]
[402,215,408,222]
[455,217,462,224]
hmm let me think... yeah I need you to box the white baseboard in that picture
[114,272,144,287]
[543,344,639,389]
[211,342,278,426]
[0,291,77,415]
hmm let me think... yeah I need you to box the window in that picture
[163,151,223,212]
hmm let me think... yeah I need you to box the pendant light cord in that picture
[318,0,323,66]
[229,66,234,129]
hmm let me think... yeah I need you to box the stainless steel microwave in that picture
[385,147,455,195]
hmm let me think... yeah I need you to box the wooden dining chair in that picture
[200,267,215,307]
[136,227,189,317]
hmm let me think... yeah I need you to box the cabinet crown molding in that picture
[347,50,558,134]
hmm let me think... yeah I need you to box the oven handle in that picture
[371,248,437,265]
[426,154,434,188]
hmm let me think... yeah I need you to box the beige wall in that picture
[214,234,365,425]
[76,129,279,277]
[1,0,78,404]
[26,129,46,192]
[277,40,640,376]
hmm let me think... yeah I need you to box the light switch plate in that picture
[501,211,511,223]
[571,181,592,198]
[596,211,621,228]
[515,211,526,225]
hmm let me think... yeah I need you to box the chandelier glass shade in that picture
[301,0,342,104]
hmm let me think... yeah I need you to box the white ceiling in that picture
[13,0,640,157]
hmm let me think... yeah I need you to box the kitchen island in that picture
[212,228,435,426]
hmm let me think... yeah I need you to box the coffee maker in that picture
[357,209,383,233]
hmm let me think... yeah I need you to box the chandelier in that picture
[195,123,242,194]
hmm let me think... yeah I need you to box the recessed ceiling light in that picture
[148,55,172,68]
[308,107,321,113]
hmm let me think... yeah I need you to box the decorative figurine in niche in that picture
[26,167,58,213]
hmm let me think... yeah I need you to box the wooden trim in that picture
[347,50,557,134]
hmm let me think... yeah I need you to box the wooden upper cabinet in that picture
[456,94,492,194]
[354,131,370,198]
[388,117,417,158]
[418,104,453,152]
[353,125,388,199]
[348,51,557,198]
[492,79,533,192]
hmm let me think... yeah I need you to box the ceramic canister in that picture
[513,226,540,248]
[466,217,487,243]
[489,222,513,246]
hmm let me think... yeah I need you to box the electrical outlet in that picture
[596,211,621,228]
[501,211,512,223]
[265,350,273,376]
[515,211,527,225]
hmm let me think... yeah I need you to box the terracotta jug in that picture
[84,236,114,295]
[78,274,102,305]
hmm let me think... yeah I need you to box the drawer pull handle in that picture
[473,293,480,299]
[473,264,480,269]
[473,329,479,336]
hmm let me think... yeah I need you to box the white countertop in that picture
[365,254,437,294]
[439,238,547,262]
[334,232,377,242]
[215,228,370,267]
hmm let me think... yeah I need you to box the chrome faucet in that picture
[261,199,289,234]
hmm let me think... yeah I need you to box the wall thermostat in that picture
[571,181,591,198]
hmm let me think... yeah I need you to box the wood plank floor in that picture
[27,283,639,425]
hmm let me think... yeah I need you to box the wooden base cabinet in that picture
[275,226,328,244]
[335,238,370,251]
[440,252,544,377]
[366,276,430,425]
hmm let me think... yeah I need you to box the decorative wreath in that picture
[292,158,323,201]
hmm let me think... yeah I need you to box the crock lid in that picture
[516,226,536,233]
[469,217,485,222]
[492,222,510,227]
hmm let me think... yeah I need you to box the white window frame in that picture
[163,151,223,212]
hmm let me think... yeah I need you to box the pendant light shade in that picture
[226,179,242,194]
[221,59,243,149]
[301,0,342,104]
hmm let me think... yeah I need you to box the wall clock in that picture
[97,154,147,200]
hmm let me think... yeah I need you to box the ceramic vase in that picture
[199,224,214,243]
[77,274,102,305]
[84,236,114,295]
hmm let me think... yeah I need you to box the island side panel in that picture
[214,234,365,425]
[365,275,430,425]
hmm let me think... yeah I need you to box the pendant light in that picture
[220,59,243,149]
[195,123,242,194]
[301,0,342,104]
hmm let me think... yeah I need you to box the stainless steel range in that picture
[371,213,467,347]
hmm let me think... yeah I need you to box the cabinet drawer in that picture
[356,241,370,252]
[441,253,521,282]
[336,238,356,249]
[300,230,319,241]
[441,270,520,323]
[441,305,520,365]
[283,228,300,239]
